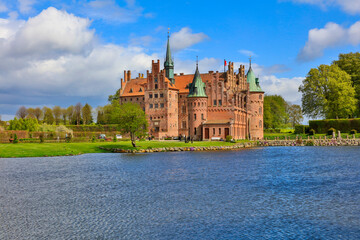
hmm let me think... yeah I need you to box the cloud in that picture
[170,27,209,52]
[129,35,155,47]
[18,0,37,14]
[239,49,257,57]
[261,76,304,103]
[284,0,360,14]
[84,0,143,23]
[2,7,95,58]
[0,1,8,12]
[297,22,360,61]
[0,7,158,116]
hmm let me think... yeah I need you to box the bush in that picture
[91,135,96,143]
[113,135,117,142]
[328,128,336,136]
[294,125,309,134]
[164,137,172,140]
[305,140,314,146]
[350,129,357,134]
[309,118,360,134]
[39,133,44,143]
[309,129,315,135]
[13,134,19,144]
[226,135,232,142]
[65,134,72,143]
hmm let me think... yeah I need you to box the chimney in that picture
[124,70,127,83]
[174,73,178,76]
[127,70,131,82]
[180,73,184,76]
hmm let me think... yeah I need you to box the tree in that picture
[111,102,148,147]
[66,105,74,124]
[27,108,36,119]
[96,107,105,124]
[299,64,357,119]
[74,103,82,125]
[82,103,93,124]
[263,95,289,129]
[287,104,303,128]
[16,106,27,119]
[43,107,54,124]
[61,108,67,125]
[34,107,42,121]
[334,52,360,115]
[108,89,120,102]
[53,106,62,125]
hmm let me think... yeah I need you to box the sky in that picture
[0,0,359,121]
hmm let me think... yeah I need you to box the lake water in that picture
[0,147,360,239]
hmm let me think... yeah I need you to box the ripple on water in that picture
[0,147,360,239]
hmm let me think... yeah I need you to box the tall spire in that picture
[164,28,175,84]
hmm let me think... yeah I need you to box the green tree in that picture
[74,103,82,125]
[108,89,120,102]
[34,107,42,121]
[53,106,62,125]
[287,104,303,128]
[61,108,67,124]
[66,105,74,124]
[299,64,357,119]
[82,103,93,124]
[43,107,54,124]
[111,102,148,147]
[334,52,360,115]
[263,95,289,129]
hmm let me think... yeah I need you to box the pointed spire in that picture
[164,29,174,84]
[249,55,252,70]
[188,59,207,98]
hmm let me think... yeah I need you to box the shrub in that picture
[305,140,314,146]
[296,139,303,145]
[309,129,315,135]
[13,134,19,144]
[113,135,117,142]
[226,135,232,142]
[91,135,96,143]
[164,137,172,140]
[350,129,357,134]
[328,128,336,136]
[65,134,72,143]
[294,125,309,134]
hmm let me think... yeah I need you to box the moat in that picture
[1,147,359,239]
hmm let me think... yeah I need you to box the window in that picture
[213,128,215,135]
[198,102,200,106]
[139,88,143,92]
[160,93,164,98]
[259,120,262,128]
[218,100,222,106]
[214,100,217,106]
[194,128,197,135]
[182,121,186,129]
[154,78,158,83]
[160,103,164,108]
[201,113,204,120]
[259,107,262,114]
[149,94,153,98]
[149,104,153,109]
[155,103,158,108]
[155,94,158,98]
[130,98,132,101]
[155,84,158,89]
[182,105,186,113]
[219,128,221,135]
[129,88,133,93]
[136,98,139,101]
[150,117,152,120]
[259,95,262,100]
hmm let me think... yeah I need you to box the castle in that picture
[119,36,264,140]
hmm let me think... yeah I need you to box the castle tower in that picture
[187,61,208,140]
[246,60,264,140]
[164,32,175,84]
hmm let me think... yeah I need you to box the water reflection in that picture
[0,147,359,239]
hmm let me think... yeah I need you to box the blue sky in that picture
[0,0,359,121]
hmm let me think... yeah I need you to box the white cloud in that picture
[5,7,95,57]
[0,1,8,12]
[297,21,360,61]
[261,76,304,103]
[170,27,209,52]
[239,49,257,57]
[18,0,36,14]
[84,0,143,23]
[285,0,360,14]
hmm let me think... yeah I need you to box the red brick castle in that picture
[119,36,264,140]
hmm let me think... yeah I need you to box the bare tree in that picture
[61,108,67,125]
[53,106,62,125]
[16,106,27,119]
[34,107,43,121]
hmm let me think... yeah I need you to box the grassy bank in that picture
[0,140,246,158]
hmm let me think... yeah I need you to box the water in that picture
[0,147,360,239]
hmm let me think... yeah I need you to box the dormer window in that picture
[129,88,133,93]
[139,88,143,92]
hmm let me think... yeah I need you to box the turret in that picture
[187,61,208,140]
[164,33,175,84]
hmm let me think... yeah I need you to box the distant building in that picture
[119,35,264,140]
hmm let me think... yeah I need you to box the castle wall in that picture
[248,92,264,140]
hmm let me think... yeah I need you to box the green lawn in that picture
[0,140,246,158]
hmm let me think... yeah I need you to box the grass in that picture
[264,132,360,140]
[0,140,247,158]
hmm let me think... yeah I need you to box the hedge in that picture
[309,119,360,134]
[294,125,309,134]
[65,124,121,132]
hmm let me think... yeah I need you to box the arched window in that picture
[259,107,262,114]
[259,120,262,128]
